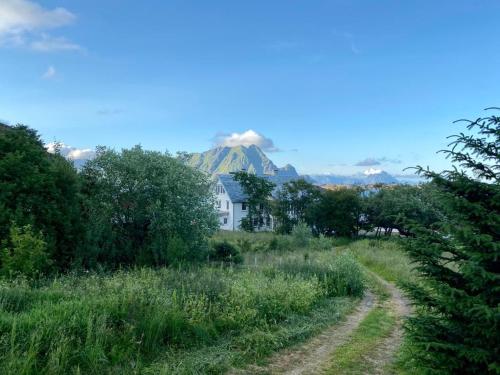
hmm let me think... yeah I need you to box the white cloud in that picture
[0,0,81,52]
[213,130,281,152]
[31,34,82,52]
[46,142,95,161]
[42,65,56,79]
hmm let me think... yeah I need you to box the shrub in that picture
[291,222,313,248]
[0,225,52,278]
[210,241,243,264]
[310,235,333,251]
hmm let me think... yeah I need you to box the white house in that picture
[215,174,290,231]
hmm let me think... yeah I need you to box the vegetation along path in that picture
[234,272,410,375]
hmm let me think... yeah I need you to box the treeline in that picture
[0,125,219,277]
[234,170,441,238]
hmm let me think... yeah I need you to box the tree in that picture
[80,146,218,267]
[364,184,442,237]
[402,110,500,373]
[273,179,320,234]
[231,171,275,231]
[309,188,363,237]
[0,125,83,272]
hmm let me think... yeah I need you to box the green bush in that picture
[210,241,243,264]
[291,222,313,248]
[0,225,52,278]
[310,235,333,251]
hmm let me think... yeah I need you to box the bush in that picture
[291,222,313,248]
[210,241,243,264]
[310,235,333,251]
[0,225,52,278]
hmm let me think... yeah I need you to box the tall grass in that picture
[349,239,417,284]
[0,247,365,374]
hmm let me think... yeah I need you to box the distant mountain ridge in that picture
[306,170,399,185]
[185,145,299,178]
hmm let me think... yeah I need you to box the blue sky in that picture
[1,0,499,175]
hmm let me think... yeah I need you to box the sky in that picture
[1,0,499,176]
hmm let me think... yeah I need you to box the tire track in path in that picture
[230,291,375,375]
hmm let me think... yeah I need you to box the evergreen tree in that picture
[403,110,500,374]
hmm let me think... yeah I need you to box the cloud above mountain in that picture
[213,130,281,152]
[46,142,95,160]
[355,157,402,166]
[0,0,81,52]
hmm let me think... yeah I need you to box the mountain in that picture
[185,145,299,178]
[308,169,399,185]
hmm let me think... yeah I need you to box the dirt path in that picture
[363,275,411,374]
[230,292,375,375]
[231,274,410,375]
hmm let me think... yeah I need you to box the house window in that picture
[217,200,221,208]
[226,201,229,210]
[266,217,271,227]
[242,202,247,211]
[259,203,264,210]
[223,217,228,225]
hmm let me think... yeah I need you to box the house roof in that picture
[217,173,298,203]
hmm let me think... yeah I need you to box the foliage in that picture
[0,246,364,374]
[80,146,218,267]
[291,221,313,247]
[351,239,416,285]
[364,184,443,236]
[308,188,363,237]
[231,171,275,231]
[0,125,83,272]
[272,179,320,234]
[273,251,365,298]
[0,225,52,278]
[209,240,243,264]
[401,110,500,374]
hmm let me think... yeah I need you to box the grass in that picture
[323,307,397,374]
[348,239,417,285]
[0,237,365,375]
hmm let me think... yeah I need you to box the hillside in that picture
[185,144,299,177]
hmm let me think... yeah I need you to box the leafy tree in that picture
[0,225,52,278]
[80,146,218,267]
[231,171,275,231]
[364,184,442,236]
[308,188,363,237]
[273,179,320,234]
[0,125,83,272]
[402,110,500,374]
